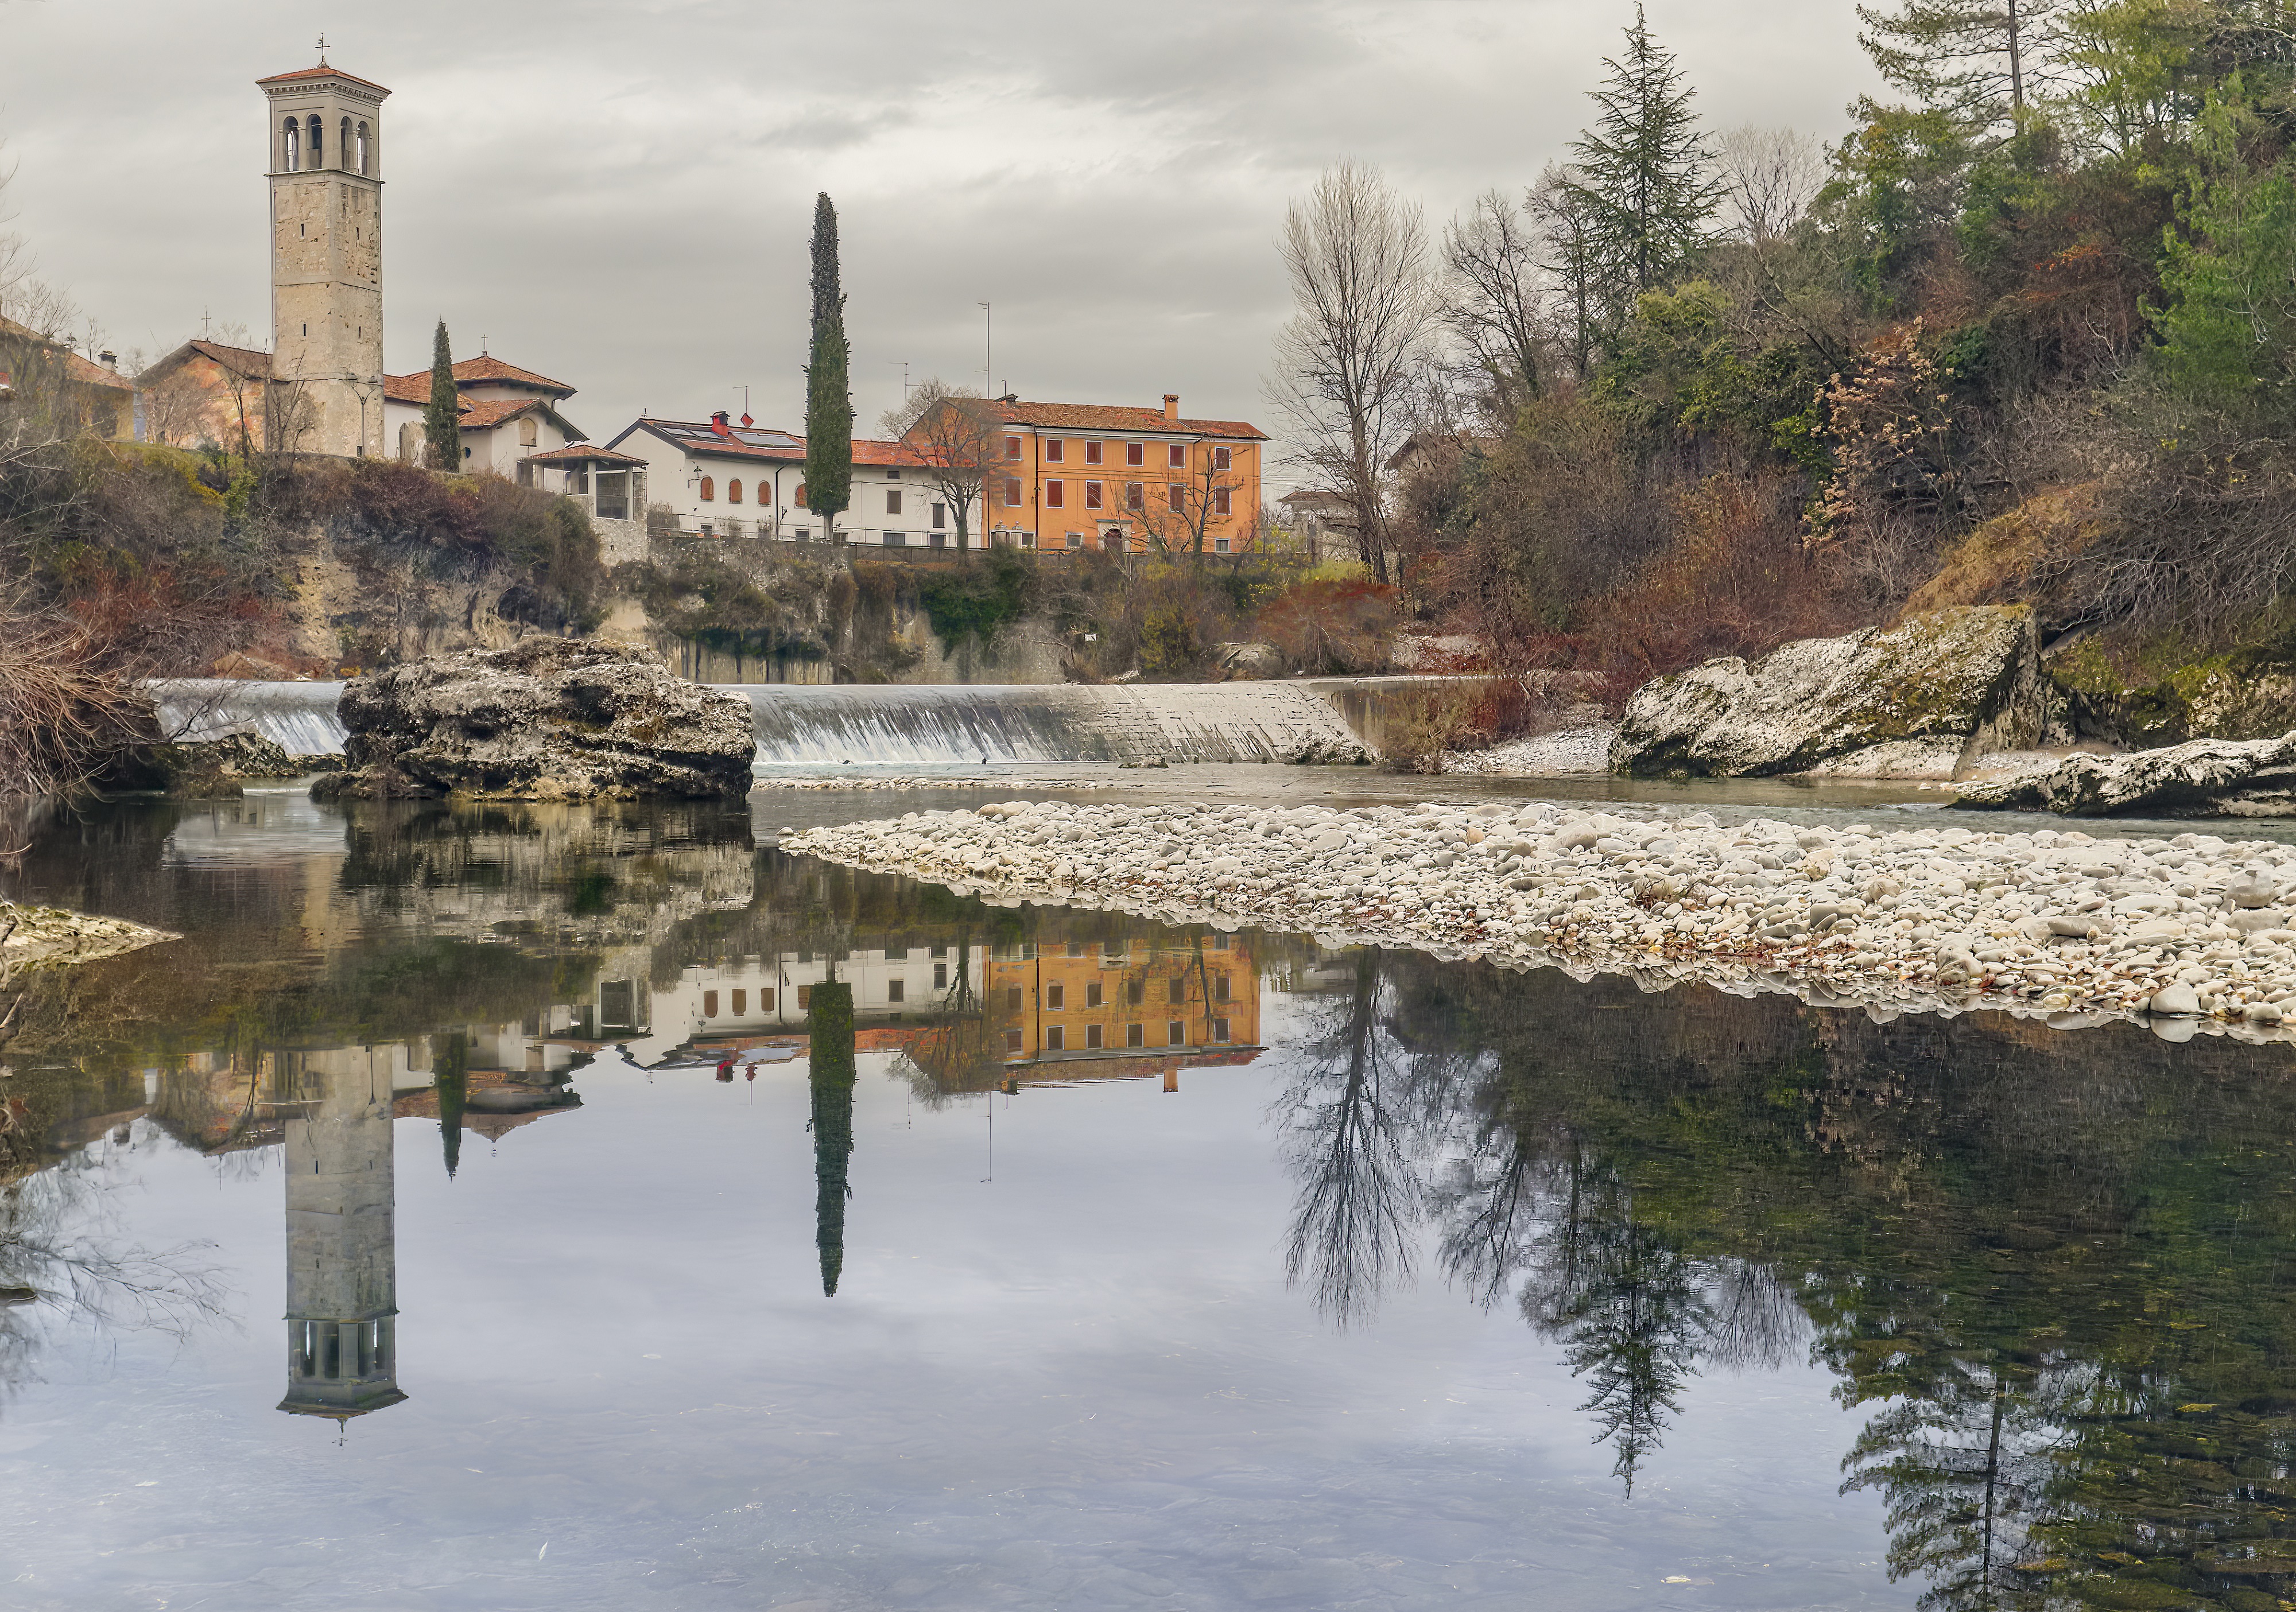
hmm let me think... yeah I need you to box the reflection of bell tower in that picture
[275,1048,406,1423]
[257,46,389,457]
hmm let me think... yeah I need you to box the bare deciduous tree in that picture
[884,378,1001,550]
[1716,125,1825,244]
[1267,161,1436,586]
[1442,189,1550,416]
[1529,163,1604,383]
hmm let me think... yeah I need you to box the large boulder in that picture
[315,639,755,801]
[1953,733,2296,817]
[1609,606,2042,779]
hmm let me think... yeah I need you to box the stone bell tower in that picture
[257,49,389,457]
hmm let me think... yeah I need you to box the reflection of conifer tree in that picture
[808,977,856,1298]
[1522,1159,1709,1498]
[1277,947,1426,1329]
[1839,1360,2073,1609]
[435,1031,467,1180]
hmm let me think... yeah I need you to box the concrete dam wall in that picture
[158,678,1379,767]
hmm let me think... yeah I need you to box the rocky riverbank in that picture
[1,902,176,971]
[784,799,2296,1041]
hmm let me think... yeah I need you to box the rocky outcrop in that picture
[1,902,176,972]
[315,639,757,801]
[1610,606,2042,779]
[1954,733,2296,817]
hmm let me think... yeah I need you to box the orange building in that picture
[989,926,1261,1066]
[966,394,1267,557]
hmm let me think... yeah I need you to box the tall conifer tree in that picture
[1568,6,1720,323]
[424,320,460,472]
[804,193,852,542]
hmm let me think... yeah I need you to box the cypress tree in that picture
[1568,5,1721,317]
[424,320,461,472]
[804,193,853,542]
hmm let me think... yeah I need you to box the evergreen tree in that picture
[1567,5,1721,321]
[1857,0,2056,133]
[424,320,460,472]
[804,193,853,542]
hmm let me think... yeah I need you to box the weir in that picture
[153,678,1383,767]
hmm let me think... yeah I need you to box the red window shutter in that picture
[1085,481,1102,509]
[1045,480,1063,508]
[1215,487,1231,515]
[1004,477,1022,506]
[700,476,714,502]
[1167,484,1183,512]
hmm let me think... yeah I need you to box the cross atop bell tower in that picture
[257,54,389,457]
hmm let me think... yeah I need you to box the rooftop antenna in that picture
[978,302,991,397]
[886,359,910,402]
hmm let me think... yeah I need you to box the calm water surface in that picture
[3,783,2295,1610]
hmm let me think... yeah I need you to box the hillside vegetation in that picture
[1363,0,2296,742]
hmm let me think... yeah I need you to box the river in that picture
[3,775,2295,1609]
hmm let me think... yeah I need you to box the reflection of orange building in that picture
[989,925,1261,1066]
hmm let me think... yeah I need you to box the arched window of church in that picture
[518,417,538,448]
[699,476,715,502]
[727,479,743,504]
[355,122,370,176]
[339,118,351,170]
[282,118,300,172]
[307,115,323,170]
[794,483,808,508]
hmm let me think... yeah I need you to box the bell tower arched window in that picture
[355,122,370,176]
[306,115,323,170]
[339,117,351,170]
[281,117,300,172]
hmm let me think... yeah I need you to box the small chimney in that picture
[710,410,731,436]
[99,349,118,370]
[1162,393,1179,421]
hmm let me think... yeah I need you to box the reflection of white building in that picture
[599,943,988,1065]
[272,1046,412,1424]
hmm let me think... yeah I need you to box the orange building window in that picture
[728,479,743,504]
[1047,984,1065,1009]
[1005,436,1022,460]
[1085,481,1103,509]
[1045,480,1064,508]
[1214,446,1232,469]
[1214,487,1232,515]
[1086,1024,1103,1048]
[1085,441,1103,464]
[1045,438,1064,463]
[1126,442,1144,466]
[1167,484,1184,512]
[1006,1029,1023,1051]
[699,476,715,502]
[1126,483,1143,511]
[1006,986,1022,1010]
[1004,477,1022,507]
[1168,444,1185,468]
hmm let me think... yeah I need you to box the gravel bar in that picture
[784,798,2296,1044]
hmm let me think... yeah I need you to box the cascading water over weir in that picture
[150,678,1380,767]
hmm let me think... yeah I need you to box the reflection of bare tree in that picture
[0,1141,231,1403]
[894,924,1007,1105]
[1275,948,1425,1329]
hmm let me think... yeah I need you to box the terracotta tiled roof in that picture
[381,371,439,406]
[522,443,643,467]
[181,340,274,380]
[0,315,136,393]
[257,64,391,96]
[449,355,573,395]
[615,418,926,468]
[457,397,547,429]
[988,399,1267,441]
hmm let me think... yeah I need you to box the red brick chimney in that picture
[1162,393,1180,421]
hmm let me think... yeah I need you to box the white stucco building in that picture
[381,354,584,475]
[604,413,957,547]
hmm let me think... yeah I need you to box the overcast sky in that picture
[2,1,1876,486]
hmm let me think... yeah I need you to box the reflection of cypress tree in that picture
[808,981,856,1298]
[435,1031,468,1179]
